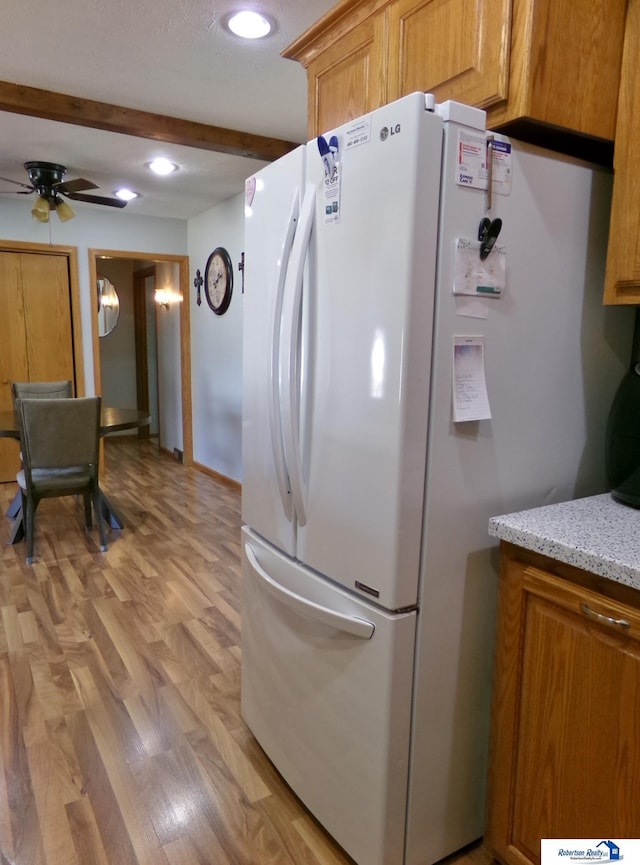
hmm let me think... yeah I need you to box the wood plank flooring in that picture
[0,439,493,865]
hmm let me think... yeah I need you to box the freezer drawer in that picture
[240,527,416,865]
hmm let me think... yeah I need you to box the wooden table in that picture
[0,406,151,440]
[1,406,150,543]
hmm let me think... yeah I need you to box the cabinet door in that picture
[306,12,387,137]
[488,0,626,141]
[0,253,28,482]
[21,253,75,382]
[387,0,511,107]
[487,561,640,865]
[604,0,640,305]
[0,251,75,482]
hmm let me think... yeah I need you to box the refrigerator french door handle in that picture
[268,189,300,520]
[279,182,315,527]
[245,543,375,640]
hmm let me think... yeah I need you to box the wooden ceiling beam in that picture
[0,80,298,162]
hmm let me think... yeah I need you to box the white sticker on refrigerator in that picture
[344,116,372,150]
[456,130,488,189]
[452,336,492,423]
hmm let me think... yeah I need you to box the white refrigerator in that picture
[241,93,631,865]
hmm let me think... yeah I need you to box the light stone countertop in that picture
[488,493,640,590]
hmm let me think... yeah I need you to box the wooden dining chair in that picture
[9,381,75,510]
[16,396,107,564]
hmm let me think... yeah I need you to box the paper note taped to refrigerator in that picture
[453,238,505,297]
[452,336,492,423]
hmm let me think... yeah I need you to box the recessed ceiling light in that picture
[115,188,139,201]
[227,10,273,39]
[148,158,178,176]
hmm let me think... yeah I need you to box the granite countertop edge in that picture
[488,492,640,591]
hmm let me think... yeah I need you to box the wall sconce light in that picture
[154,287,183,309]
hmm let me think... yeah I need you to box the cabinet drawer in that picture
[524,566,640,640]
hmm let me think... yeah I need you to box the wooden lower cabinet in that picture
[486,544,640,865]
[0,250,77,482]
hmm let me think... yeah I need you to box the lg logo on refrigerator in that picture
[380,123,401,141]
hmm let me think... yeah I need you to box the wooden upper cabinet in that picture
[488,0,626,157]
[307,12,388,136]
[386,0,511,110]
[284,0,390,136]
[604,0,640,305]
[284,0,627,161]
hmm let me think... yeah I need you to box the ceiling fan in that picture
[0,161,127,222]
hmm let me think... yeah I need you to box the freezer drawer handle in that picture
[245,543,375,640]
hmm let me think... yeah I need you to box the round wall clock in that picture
[204,247,233,315]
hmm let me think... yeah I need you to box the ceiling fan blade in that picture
[65,191,127,208]
[0,174,34,191]
[55,178,99,195]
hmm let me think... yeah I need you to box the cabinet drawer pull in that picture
[580,602,630,631]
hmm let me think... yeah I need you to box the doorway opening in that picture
[89,248,192,466]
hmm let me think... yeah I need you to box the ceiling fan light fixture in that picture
[31,196,50,222]
[148,158,178,176]
[55,199,75,222]
[227,10,273,39]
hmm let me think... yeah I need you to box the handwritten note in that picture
[452,336,492,422]
[453,237,505,298]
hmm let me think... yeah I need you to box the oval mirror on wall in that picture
[97,276,120,337]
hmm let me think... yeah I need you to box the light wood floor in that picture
[0,438,493,865]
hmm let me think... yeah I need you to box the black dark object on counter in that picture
[606,311,640,508]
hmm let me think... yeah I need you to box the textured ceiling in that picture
[0,0,338,219]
